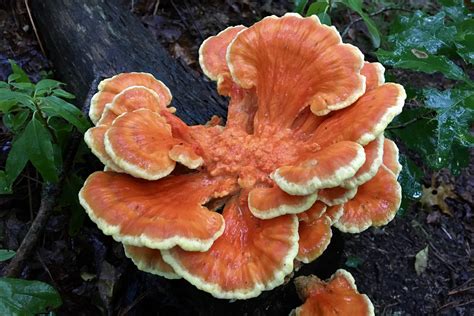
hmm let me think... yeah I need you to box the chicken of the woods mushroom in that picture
[79,13,405,303]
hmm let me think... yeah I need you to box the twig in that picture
[448,285,474,295]
[3,183,60,277]
[387,116,426,130]
[437,299,474,311]
[341,7,414,38]
[118,291,149,316]
[24,0,46,56]
[152,0,160,15]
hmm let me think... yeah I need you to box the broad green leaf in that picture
[24,116,59,182]
[0,278,62,315]
[317,12,331,25]
[47,116,74,152]
[0,250,15,261]
[2,111,30,132]
[376,49,468,81]
[396,154,423,215]
[8,60,31,83]
[35,79,63,96]
[294,0,309,14]
[0,81,8,89]
[0,171,10,194]
[39,96,90,133]
[9,83,35,95]
[338,0,380,47]
[306,1,328,16]
[423,88,473,174]
[52,88,75,99]
[5,130,30,188]
[0,90,35,112]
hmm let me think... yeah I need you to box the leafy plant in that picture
[381,0,473,211]
[294,0,381,47]
[0,60,90,194]
[0,278,62,315]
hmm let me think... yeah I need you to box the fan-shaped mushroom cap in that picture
[199,26,246,82]
[342,135,384,189]
[84,126,122,172]
[297,201,327,222]
[318,187,358,206]
[161,193,299,299]
[227,13,365,131]
[79,172,237,251]
[296,216,332,263]
[361,62,385,91]
[272,141,366,196]
[335,165,402,233]
[293,270,374,316]
[123,245,180,279]
[383,138,402,177]
[248,185,318,219]
[313,83,406,147]
[104,109,177,180]
[89,72,171,124]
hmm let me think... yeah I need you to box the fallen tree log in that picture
[30,0,227,124]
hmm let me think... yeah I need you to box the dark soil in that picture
[0,0,473,315]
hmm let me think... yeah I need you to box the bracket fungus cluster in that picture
[80,13,405,302]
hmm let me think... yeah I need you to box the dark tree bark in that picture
[30,0,227,125]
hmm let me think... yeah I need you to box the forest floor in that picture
[0,0,472,315]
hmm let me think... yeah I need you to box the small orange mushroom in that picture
[292,270,374,315]
[79,13,406,300]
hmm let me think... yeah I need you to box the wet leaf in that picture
[0,250,15,261]
[423,88,473,174]
[396,154,423,215]
[0,278,61,315]
[414,246,429,276]
[376,11,470,81]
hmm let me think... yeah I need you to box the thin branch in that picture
[386,117,421,130]
[3,183,60,277]
[341,7,414,38]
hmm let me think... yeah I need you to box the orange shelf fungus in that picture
[80,13,405,300]
[292,270,374,316]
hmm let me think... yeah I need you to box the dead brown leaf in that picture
[420,174,457,215]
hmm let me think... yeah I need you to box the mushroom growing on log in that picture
[79,13,406,300]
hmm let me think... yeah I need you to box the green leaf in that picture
[423,88,473,174]
[24,116,59,182]
[0,250,15,261]
[345,256,363,268]
[39,96,90,133]
[294,0,309,14]
[34,79,63,96]
[317,12,331,25]
[9,83,35,95]
[396,154,423,215]
[5,130,30,189]
[0,171,11,194]
[0,81,8,89]
[0,278,61,315]
[2,111,30,132]
[8,60,31,83]
[338,0,380,47]
[0,90,35,112]
[52,88,75,99]
[376,48,468,81]
[376,10,470,81]
[306,1,328,16]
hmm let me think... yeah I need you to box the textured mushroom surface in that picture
[79,13,405,300]
[292,270,374,315]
